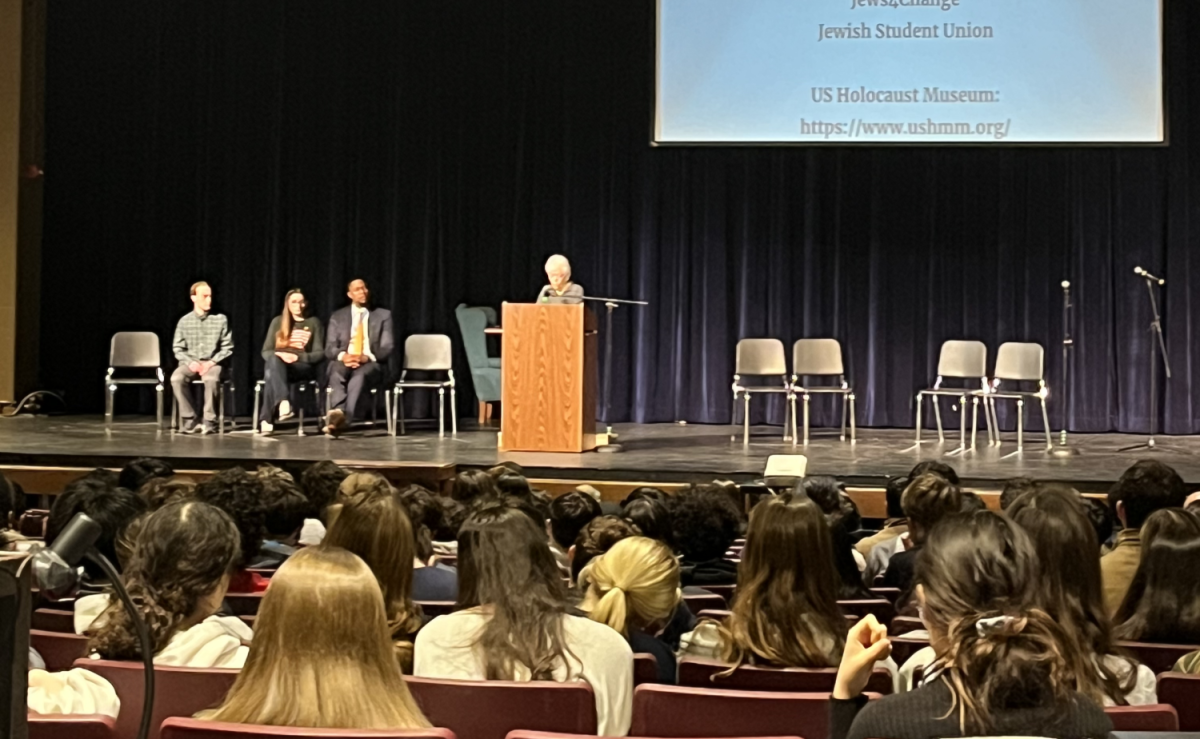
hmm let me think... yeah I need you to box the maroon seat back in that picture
[631,684,835,739]
[77,659,241,739]
[1157,673,1200,731]
[27,713,116,739]
[30,629,91,671]
[224,593,264,617]
[1119,641,1200,675]
[683,593,728,614]
[633,653,659,686]
[704,584,737,604]
[868,587,901,603]
[508,732,802,739]
[695,609,731,622]
[836,600,895,626]
[404,676,596,739]
[889,617,924,636]
[19,509,50,537]
[1104,704,1179,732]
[678,656,891,695]
[886,636,930,665]
[31,608,76,633]
[416,601,457,618]
[161,717,458,739]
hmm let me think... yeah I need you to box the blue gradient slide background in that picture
[656,0,1162,143]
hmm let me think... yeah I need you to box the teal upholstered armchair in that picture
[454,303,502,422]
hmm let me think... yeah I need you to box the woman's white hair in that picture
[544,254,571,277]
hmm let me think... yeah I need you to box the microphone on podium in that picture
[1134,266,1165,285]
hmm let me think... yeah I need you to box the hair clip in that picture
[975,615,1016,637]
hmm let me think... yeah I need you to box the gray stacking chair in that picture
[171,377,233,434]
[731,338,792,446]
[104,332,164,429]
[391,334,457,437]
[915,340,993,451]
[253,379,323,436]
[985,342,1052,452]
[789,338,856,445]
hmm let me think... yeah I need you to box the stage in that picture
[0,415,1193,492]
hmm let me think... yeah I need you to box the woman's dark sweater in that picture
[831,677,1112,739]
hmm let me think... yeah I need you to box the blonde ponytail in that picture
[581,537,680,636]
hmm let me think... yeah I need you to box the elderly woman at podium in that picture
[539,254,584,304]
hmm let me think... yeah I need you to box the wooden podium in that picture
[499,302,598,452]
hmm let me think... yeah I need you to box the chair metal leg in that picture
[1016,398,1025,452]
[840,394,848,441]
[298,404,306,437]
[371,389,378,425]
[958,394,967,451]
[218,385,226,435]
[914,393,923,442]
[802,393,811,446]
[849,393,857,443]
[743,393,751,446]
[155,385,164,430]
[971,396,980,449]
[1040,397,1052,450]
[253,385,261,433]
[384,390,392,434]
[987,397,1000,446]
[438,387,445,438]
[105,384,115,429]
[731,392,739,443]
[399,389,406,435]
[932,395,945,443]
[451,387,458,436]
[788,394,798,447]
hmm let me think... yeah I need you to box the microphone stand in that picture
[578,295,648,453]
[1119,273,1172,452]
[1051,280,1080,456]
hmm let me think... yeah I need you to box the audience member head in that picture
[548,491,602,551]
[1000,477,1039,510]
[398,485,442,563]
[323,488,422,666]
[451,469,500,505]
[572,515,639,585]
[118,457,175,494]
[1108,460,1187,530]
[622,497,673,548]
[828,518,871,600]
[88,500,239,660]
[901,472,963,546]
[257,465,308,540]
[486,461,526,478]
[1008,486,1135,703]
[884,476,908,520]
[582,537,680,637]
[199,547,430,729]
[916,510,1082,734]
[959,491,986,513]
[495,472,534,499]
[433,496,467,542]
[1186,491,1200,517]
[720,494,846,668]
[299,461,349,523]
[456,504,574,679]
[671,485,742,564]
[802,476,861,531]
[47,476,146,578]
[909,460,959,485]
[1114,508,1200,642]
[80,468,120,488]
[193,468,267,569]
[622,486,668,506]
[137,476,195,511]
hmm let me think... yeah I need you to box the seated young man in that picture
[547,491,602,575]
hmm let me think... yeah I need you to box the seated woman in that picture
[258,288,325,436]
[198,547,431,729]
[414,504,633,737]
[679,494,851,670]
[1114,508,1200,644]
[831,510,1112,739]
[84,500,251,667]
[323,488,424,671]
[582,536,682,684]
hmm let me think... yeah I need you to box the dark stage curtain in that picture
[39,0,1200,433]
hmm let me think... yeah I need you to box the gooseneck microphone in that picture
[1134,266,1165,285]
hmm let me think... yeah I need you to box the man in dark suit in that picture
[322,278,395,436]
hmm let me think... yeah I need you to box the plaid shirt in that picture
[172,311,234,363]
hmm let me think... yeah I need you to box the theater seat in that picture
[507,732,802,739]
[683,593,728,614]
[27,713,116,739]
[31,609,76,633]
[29,629,91,671]
[633,653,659,686]
[161,717,458,739]
[1156,673,1200,732]
[1104,704,1179,732]
[631,684,841,739]
[77,658,241,739]
[224,593,264,617]
[1118,641,1200,675]
[404,676,597,739]
[836,600,895,626]
[678,656,892,695]
[416,601,457,618]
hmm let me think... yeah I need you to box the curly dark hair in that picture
[1108,460,1187,529]
[193,468,268,568]
[257,465,309,538]
[433,496,468,542]
[88,500,240,660]
[399,485,443,561]
[118,457,175,494]
[572,515,639,583]
[451,469,500,504]
[622,497,673,548]
[138,477,196,511]
[549,492,602,549]
[802,476,862,532]
[47,477,146,578]
[670,485,742,563]
[299,461,348,523]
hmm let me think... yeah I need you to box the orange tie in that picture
[350,317,365,356]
